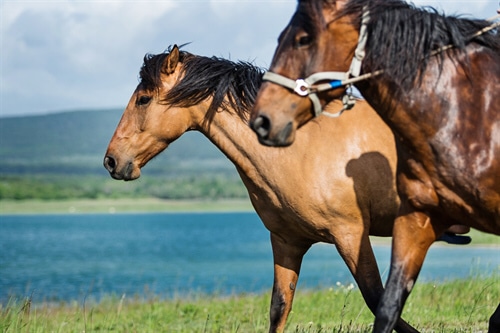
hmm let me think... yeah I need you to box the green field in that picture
[1,275,498,332]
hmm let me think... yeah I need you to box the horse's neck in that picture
[196,105,277,188]
[359,45,491,132]
[359,83,398,120]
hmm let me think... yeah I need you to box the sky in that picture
[0,0,498,118]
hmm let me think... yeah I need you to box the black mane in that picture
[329,0,500,91]
[140,48,265,121]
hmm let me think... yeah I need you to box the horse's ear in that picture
[323,0,346,23]
[163,45,180,75]
[330,0,348,8]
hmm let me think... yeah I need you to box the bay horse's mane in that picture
[313,0,500,91]
[139,46,265,121]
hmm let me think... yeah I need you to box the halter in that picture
[263,7,377,118]
[263,9,500,118]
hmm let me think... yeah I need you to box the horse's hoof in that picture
[437,233,472,245]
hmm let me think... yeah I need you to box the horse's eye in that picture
[296,34,312,48]
[137,95,152,106]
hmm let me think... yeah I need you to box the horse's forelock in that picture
[297,0,328,27]
[139,50,192,91]
[139,53,165,91]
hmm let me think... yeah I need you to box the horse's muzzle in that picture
[250,114,294,147]
[103,155,138,181]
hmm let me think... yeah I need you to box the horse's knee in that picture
[392,212,436,273]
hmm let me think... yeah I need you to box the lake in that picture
[0,212,498,304]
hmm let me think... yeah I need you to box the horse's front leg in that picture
[269,232,310,333]
[373,210,441,333]
[335,230,418,333]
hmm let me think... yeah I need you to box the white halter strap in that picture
[262,71,351,118]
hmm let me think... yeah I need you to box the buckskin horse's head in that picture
[250,0,361,146]
[103,45,190,180]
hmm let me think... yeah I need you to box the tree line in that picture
[0,174,248,201]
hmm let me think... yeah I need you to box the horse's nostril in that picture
[252,115,271,139]
[103,155,116,173]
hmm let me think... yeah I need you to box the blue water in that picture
[0,212,498,304]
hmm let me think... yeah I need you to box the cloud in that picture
[413,0,497,17]
[1,0,295,117]
[0,0,497,117]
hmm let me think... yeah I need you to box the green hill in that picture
[0,109,246,200]
[0,109,232,174]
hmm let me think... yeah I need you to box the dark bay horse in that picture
[103,45,430,332]
[250,0,500,332]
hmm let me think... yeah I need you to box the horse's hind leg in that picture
[335,231,418,333]
[373,210,440,333]
[268,232,310,333]
[489,303,500,333]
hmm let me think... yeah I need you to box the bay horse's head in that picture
[250,0,361,146]
[104,45,263,180]
[103,45,189,180]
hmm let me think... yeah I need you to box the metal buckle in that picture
[294,79,310,96]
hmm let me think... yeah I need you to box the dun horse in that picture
[104,46,467,333]
[250,0,500,332]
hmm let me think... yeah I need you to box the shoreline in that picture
[1,198,498,246]
[0,198,254,215]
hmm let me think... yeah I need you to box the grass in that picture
[1,200,497,332]
[1,275,498,332]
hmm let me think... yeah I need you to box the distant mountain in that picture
[0,109,234,177]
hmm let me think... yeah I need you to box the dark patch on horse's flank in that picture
[139,46,265,121]
[324,0,500,92]
[346,152,398,228]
